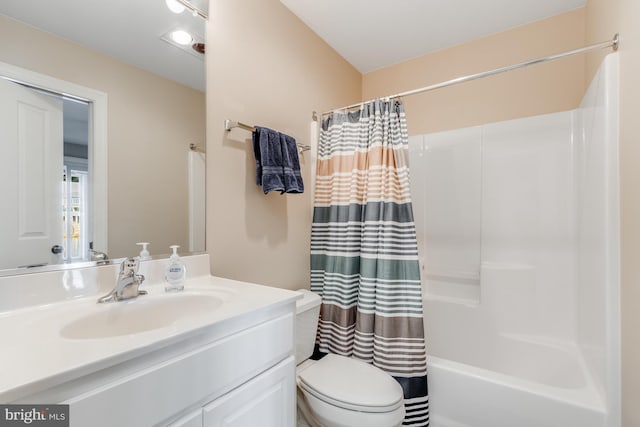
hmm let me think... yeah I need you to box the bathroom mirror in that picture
[0,0,207,274]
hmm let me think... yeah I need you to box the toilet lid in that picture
[298,354,404,413]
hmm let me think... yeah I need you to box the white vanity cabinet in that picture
[13,303,296,427]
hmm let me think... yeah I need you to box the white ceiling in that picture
[280,0,587,73]
[0,0,206,92]
[0,1,587,92]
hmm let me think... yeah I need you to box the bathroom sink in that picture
[60,294,223,339]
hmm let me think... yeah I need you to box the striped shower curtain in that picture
[311,99,429,426]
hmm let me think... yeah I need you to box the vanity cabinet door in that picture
[203,356,295,427]
[167,409,202,427]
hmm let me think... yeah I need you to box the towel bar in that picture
[224,119,311,152]
[225,119,256,133]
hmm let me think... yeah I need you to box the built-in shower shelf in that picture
[425,271,480,284]
[424,293,480,308]
[424,273,481,305]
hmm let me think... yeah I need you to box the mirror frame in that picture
[0,60,108,275]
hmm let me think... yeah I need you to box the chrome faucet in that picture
[90,249,109,265]
[97,257,147,303]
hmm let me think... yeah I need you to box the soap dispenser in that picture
[165,245,186,292]
[136,242,151,261]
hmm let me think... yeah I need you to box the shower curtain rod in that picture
[320,33,619,117]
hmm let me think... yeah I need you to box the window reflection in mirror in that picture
[62,99,90,264]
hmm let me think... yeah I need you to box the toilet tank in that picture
[295,289,322,364]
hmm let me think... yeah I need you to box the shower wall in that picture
[409,54,619,423]
[574,54,620,420]
[409,110,577,342]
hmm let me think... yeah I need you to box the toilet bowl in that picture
[295,289,405,427]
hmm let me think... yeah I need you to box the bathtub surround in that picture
[311,100,428,426]
[585,1,640,425]
[408,54,619,427]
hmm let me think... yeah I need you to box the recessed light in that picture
[169,30,193,46]
[165,0,185,14]
[160,29,205,60]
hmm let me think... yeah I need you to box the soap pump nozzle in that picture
[136,242,151,261]
[169,245,179,259]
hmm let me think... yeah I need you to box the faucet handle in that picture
[120,257,140,275]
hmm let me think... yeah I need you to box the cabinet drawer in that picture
[66,312,294,427]
[203,356,295,427]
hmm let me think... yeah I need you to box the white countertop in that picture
[0,272,300,403]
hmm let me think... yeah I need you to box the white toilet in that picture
[295,289,405,427]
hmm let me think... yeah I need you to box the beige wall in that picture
[363,9,586,135]
[585,1,640,425]
[205,0,361,289]
[0,15,205,259]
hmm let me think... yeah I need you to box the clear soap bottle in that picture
[136,242,151,261]
[165,245,186,292]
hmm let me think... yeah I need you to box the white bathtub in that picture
[425,297,607,427]
[411,54,620,427]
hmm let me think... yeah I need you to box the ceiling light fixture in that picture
[160,29,205,60]
[166,0,208,19]
[165,0,185,14]
[169,30,193,46]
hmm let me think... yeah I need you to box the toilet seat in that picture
[298,354,404,413]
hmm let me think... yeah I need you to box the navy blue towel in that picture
[280,133,304,193]
[253,126,285,194]
[252,126,304,195]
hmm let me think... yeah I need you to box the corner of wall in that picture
[205,0,361,289]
